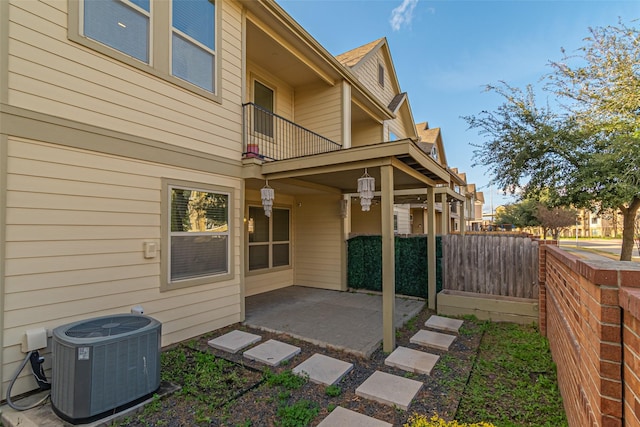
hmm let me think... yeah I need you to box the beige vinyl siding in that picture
[247,62,294,121]
[294,194,342,290]
[244,190,294,295]
[351,50,395,107]
[394,204,411,234]
[352,119,383,147]
[295,82,342,145]
[7,0,243,160]
[388,117,408,141]
[3,138,243,396]
[351,201,382,234]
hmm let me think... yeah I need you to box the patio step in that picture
[317,406,392,426]
[425,315,464,333]
[292,353,354,386]
[243,339,301,366]
[355,370,422,411]
[410,329,456,351]
[384,346,439,375]
[207,330,261,354]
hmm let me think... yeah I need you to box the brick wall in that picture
[620,287,640,426]
[539,245,640,427]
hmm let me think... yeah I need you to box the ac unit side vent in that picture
[51,314,161,424]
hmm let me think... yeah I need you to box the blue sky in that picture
[278,0,639,212]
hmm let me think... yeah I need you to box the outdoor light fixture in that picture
[357,168,375,212]
[261,179,274,217]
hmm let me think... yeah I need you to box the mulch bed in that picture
[118,306,483,427]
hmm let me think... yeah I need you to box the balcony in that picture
[242,103,342,161]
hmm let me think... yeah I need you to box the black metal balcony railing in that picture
[242,103,342,161]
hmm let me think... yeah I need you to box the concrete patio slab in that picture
[425,315,464,333]
[317,406,392,427]
[410,329,456,351]
[245,286,425,357]
[243,339,301,366]
[355,371,422,411]
[292,353,354,386]
[208,330,261,353]
[384,346,439,375]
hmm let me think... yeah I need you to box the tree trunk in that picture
[620,197,640,261]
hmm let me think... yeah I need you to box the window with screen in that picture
[167,184,230,286]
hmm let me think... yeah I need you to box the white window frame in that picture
[69,0,221,102]
[247,205,291,273]
[161,179,233,291]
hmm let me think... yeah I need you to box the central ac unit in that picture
[51,314,162,424]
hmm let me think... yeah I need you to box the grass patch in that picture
[276,400,319,427]
[456,323,567,427]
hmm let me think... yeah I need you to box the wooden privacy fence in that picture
[441,233,539,299]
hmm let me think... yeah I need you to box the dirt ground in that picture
[117,307,483,427]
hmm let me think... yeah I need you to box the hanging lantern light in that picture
[357,168,375,212]
[261,179,275,217]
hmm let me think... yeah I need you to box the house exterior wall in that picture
[1,0,246,397]
[4,138,243,396]
[294,194,343,290]
[395,204,411,234]
[8,0,243,160]
[350,48,395,107]
[351,118,383,147]
[351,200,382,234]
[295,82,343,145]
[247,62,295,121]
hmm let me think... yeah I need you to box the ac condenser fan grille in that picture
[65,316,152,338]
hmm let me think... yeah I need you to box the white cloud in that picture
[389,0,419,32]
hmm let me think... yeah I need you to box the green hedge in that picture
[347,235,442,298]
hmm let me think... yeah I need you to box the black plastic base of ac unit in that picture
[51,386,160,425]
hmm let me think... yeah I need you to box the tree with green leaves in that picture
[466,22,640,261]
[536,205,577,240]
[495,199,540,232]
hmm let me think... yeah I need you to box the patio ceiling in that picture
[248,139,449,194]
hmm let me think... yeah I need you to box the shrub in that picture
[404,413,496,427]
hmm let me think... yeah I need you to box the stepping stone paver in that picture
[317,406,392,427]
[384,346,439,375]
[292,353,354,386]
[425,315,464,333]
[355,370,422,411]
[243,339,300,366]
[410,329,456,351]
[208,330,261,353]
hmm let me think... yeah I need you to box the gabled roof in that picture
[336,37,402,98]
[335,38,385,68]
[415,122,447,167]
[388,93,407,114]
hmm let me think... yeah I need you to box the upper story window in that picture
[430,147,439,161]
[83,0,151,62]
[172,0,215,92]
[378,63,385,87]
[70,0,220,101]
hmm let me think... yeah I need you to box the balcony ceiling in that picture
[255,140,449,195]
[246,21,329,87]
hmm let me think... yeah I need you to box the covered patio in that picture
[244,286,425,357]
[243,139,449,352]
